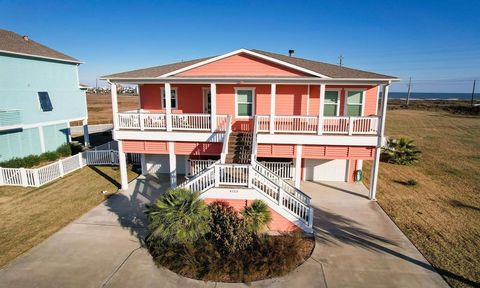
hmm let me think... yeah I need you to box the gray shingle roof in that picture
[102,49,397,79]
[0,29,80,63]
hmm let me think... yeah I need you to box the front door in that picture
[203,89,211,113]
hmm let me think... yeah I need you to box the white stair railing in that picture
[179,162,313,229]
[220,115,232,163]
[252,160,310,205]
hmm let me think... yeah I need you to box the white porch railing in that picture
[117,112,229,132]
[188,159,217,176]
[260,161,294,179]
[256,115,379,135]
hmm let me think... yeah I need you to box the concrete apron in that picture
[0,176,448,288]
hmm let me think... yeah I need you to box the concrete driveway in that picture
[0,176,448,287]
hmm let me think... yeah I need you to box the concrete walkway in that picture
[0,176,448,288]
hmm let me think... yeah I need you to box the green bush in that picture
[56,143,72,157]
[41,151,59,161]
[208,201,253,255]
[242,200,272,233]
[146,188,210,244]
[405,179,418,186]
[0,143,74,168]
[382,137,421,165]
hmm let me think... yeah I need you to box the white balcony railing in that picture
[256,115,379,135]
[117,112,228,132]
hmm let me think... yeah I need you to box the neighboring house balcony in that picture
[0,109,23,131]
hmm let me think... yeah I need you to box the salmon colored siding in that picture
[257,144,296,158]
[174,142,222,155]
[308,85,320,115]
[122,140,169,154]
[176,53,308,77]
[203,198,300,232]
[302,145,374,159]
[121,140,221,155]
[275,85,308,115]
[347,160,358,183]
[139,84,205,113]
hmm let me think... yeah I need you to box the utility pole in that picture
[471,80,476,107]
[406,77,412,106]
[338,55,344,67]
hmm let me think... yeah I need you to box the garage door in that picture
[146,155,187,175]
[304,159,348,182]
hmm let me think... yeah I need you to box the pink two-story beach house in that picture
[101,49,398,233]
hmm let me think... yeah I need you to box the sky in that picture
[1,0,479,92]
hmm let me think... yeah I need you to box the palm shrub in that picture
[382,137,421,165]
[242,200,272,233]
[209,201,253,255]
[146,188,210,244]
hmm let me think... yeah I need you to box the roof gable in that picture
[0,29,80,63]
[175,52,310,77]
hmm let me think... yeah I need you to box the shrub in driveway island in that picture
[146,188,210,244]
[242,200,272,233]
[145,192,314,283]
[382,137,421,165]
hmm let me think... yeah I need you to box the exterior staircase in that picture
[179,159,314,233]
[225,132,253,164]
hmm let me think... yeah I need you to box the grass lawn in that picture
[363,109,480,288]
[85,93,138,125]
[0,166,139,268]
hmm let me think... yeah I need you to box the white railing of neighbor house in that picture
[117,112,229,132]
[255,115,379,135]
[0,149,139,188]
[260,161,294,179]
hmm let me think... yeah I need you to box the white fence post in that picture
[0,168,4,185]
[20,168,28,187]
[214,165,220,187]
[58,160,64,177]
[110,150,116,165]
[78,152,84,167]
[33,169,40,187]
[278,187,283,206]
[247,166,253,188]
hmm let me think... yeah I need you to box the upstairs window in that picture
[38,92,53,111]
[323,91,339,116]
[236,88,254,117]
[161,88,178,109]
[346,90,364,116]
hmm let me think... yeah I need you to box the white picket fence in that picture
[0,149,137,188]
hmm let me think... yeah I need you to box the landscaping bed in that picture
[145,189,315,283]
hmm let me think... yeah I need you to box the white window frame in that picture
[202,87,211,113]
[234,87,255,118]
[324,88,341,117]
[344,89,365,117]
[160,87,178,109]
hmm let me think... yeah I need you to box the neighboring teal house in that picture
[0,29,89,162]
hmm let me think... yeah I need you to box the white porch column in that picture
[369,83,390,200]
[82,119,90,147]
[294,144,302,188]
[165,83,172,131]
[168,142,177,187]
[140,154,147,176]
[66,122,72,142]
[210,83,217,132]
[269,83,276,134]
[317,84,325,135]
[110,82,119,129]
[117,141,129,190]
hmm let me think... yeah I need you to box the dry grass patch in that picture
[84,93,138,125]
[363,109,479,288]
[0,166,139,267]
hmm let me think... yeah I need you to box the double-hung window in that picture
[38,92,53,111]
[236,89,254,117]
[323,91,339,116]
[161,88,178,109]
[346,90,364,116]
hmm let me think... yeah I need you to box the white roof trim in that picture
[0,49,83,64]
[159,48,331,78]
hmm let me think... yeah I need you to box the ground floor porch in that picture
[0,176,447,287]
